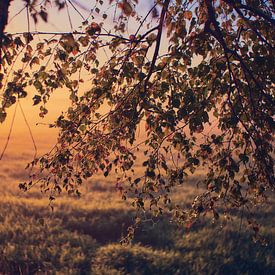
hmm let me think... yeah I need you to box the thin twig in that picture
[9,31,135,42]
[0,101,18,161]
[65,0,74,31]
[8,4,27,24]
[68,0,86,21]
[19,101,37,160]
[26,2,30,33]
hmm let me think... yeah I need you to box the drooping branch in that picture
[9,31,136,42]
[227,1,274,50]
[1,0,274,236]
[238,2,275,26]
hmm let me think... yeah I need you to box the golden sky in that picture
[1,0,158,157]
[1,0,79,157]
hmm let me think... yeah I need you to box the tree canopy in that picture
[0,0,274,239]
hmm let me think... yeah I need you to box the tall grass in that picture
[0,160,274,274]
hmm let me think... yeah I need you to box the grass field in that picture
[0,148,274,274]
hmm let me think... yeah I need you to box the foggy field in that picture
[0,151,274,274]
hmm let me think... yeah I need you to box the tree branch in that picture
[142,0,171,97]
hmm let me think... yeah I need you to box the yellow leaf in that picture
[184,11,192,20]
[119,1,133,16]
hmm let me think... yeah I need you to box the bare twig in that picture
[19,101,37,160]
[0,101,18,161]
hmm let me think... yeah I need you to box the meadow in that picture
[0,143,274,274]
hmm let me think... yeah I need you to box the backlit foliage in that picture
[1,0,274,236]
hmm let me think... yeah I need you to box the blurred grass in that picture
[0,154,274,274]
